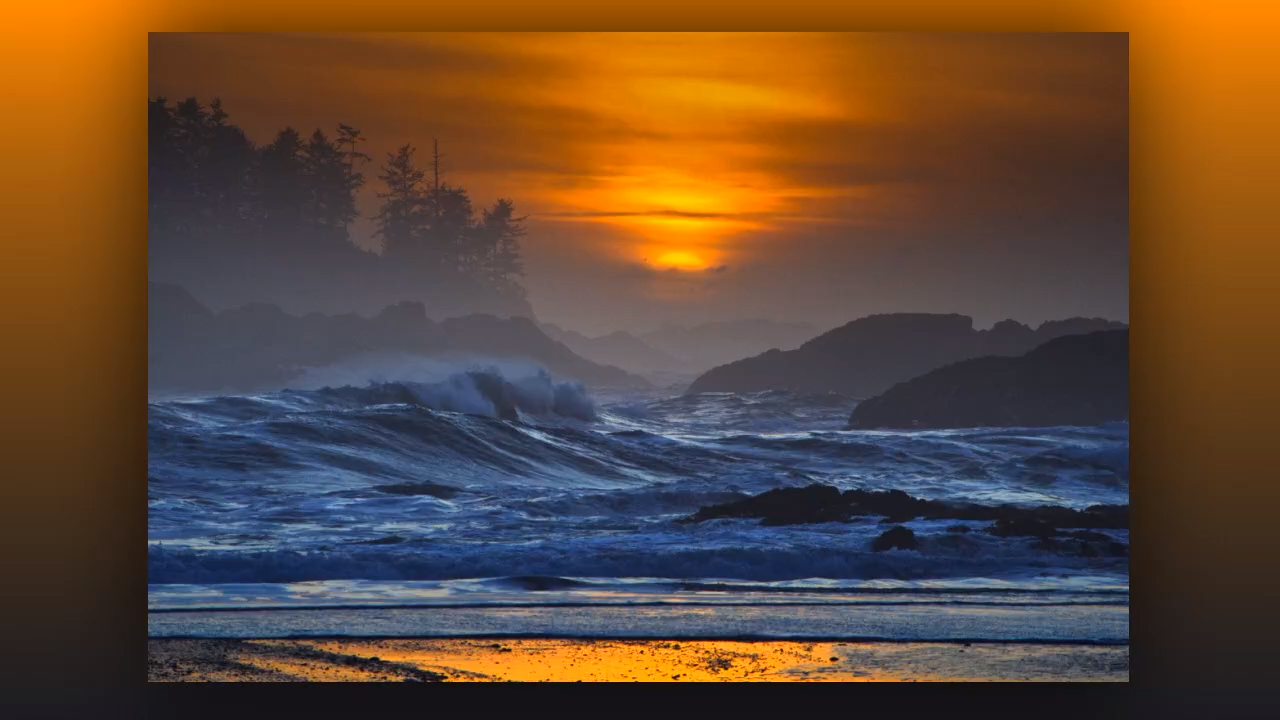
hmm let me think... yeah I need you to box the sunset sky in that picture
[149,32,1128,335]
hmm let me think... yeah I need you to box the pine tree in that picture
[416,139,475,272]
[254,127,308,242]
[201,98,254,234]
[147,97,253,241]
[434,182,475,273]
[477,198,527,300]
[148,97,531,314]
[334,123,370,235]
[374,144,427,260]
[336,124,371,169]
[302,129,356,234]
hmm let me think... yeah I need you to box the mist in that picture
[148,32,1128,338]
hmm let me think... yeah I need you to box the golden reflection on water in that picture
[227,639,1127,683]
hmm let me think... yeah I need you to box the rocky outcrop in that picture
[682,484,850,526]
[148,282,648,396]
[681,483,1129,558]
[848,329,1128,429]
[685,313,1125,397]
[870,526,919,552]
[681,483,1128,530]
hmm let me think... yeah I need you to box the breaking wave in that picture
[149,377,1129,594]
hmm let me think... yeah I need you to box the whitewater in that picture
[147,365,1128,642]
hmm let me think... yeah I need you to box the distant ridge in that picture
[685,313,1126,397]
[639,319,820,372]
[540,323,686,374]
[848,329,1129,429]
[149,282,648,395]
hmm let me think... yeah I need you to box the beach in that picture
[148,386,1128,683]
[148,638,1128,682]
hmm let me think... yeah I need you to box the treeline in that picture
[376,144,525,302]
[147,96,531,317]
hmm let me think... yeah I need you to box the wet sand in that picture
[148,638,1128,682]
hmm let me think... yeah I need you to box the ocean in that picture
[147,366,1128,643]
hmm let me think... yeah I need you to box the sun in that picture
[653,250,708,271]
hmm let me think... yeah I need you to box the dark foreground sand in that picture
[148,639,1128,682]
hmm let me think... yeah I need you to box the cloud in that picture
[615,262,731,279]
[539,210,779,221]
[149,32,1128,335]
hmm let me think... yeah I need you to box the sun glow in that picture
[460,32,861,270]
[652,250,710,271]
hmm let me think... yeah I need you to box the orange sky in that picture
[149,33,1128,334]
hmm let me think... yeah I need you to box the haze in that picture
[149,32,1128,336]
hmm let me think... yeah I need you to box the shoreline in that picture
[148,638,1129,682]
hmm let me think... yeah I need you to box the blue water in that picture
[147,366,1128,640]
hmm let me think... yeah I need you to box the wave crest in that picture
[311,370,596,422]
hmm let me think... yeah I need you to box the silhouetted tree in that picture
[430,182,476,272]
[303,129,362,240]
[253,127,308,243]
[148,96,254,244]
[475,198,528,301]
[374,144,428,260]
[148,97,531,317]
[336,124,371,168]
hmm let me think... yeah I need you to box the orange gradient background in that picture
[2,0,1280,697]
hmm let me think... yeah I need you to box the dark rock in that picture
[879,515,914,524]
[844,488,926,521]
[871,525,919,552]
[849,330,1128,429]
[682,484,851,526]
[1084,504,1130,528]
[686,312,1125,397]
[352,535,407,545]
[988,518,1059,539]
[373,482,463,499]
[682,484,1129,532]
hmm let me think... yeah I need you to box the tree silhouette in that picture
[431,182,475,272]
[303,129,361,236]
[148,96,254,243]
[374,144,428,260]
[334,124,370,234]
[254,127,308,242]
[476,198,528,301]
[148,96,531,317]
